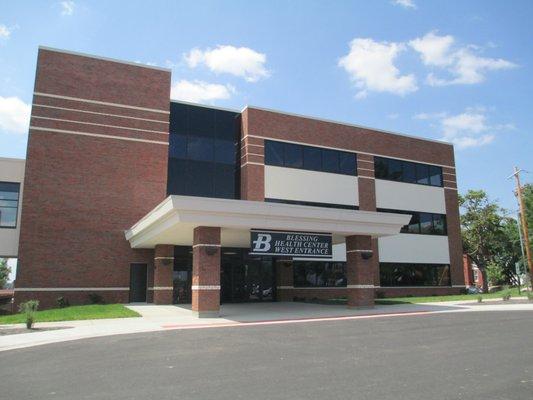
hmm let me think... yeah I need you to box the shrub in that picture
[18,300,39,329]
[88,293,105,304]
[477,295,483,303]
[502,285,511,301]
[56,296,69,308]
[486,262,505,286]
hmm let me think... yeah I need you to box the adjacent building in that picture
[10,47,464,315]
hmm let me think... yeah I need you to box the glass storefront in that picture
[172,246,275,304]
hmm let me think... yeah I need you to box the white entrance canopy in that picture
[125,195,411,248]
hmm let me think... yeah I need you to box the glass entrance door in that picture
[220,249,275,302]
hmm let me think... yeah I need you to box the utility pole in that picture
[509,167,532,289]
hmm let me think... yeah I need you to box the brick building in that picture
[5,47,465,316]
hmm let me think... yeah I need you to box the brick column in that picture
[346,235,375,308]
[153,244,174,304]
[192,226,221,317]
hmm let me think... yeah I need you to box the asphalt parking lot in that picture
[1,311,532,400]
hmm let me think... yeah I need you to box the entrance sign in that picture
[250,230,332,258]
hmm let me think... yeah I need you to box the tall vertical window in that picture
[0,182,20,228]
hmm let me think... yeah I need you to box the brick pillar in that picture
[153,244,174,304]
[192,226,221,318]
[346,235,375,308]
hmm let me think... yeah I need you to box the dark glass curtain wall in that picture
[167,102,240,199]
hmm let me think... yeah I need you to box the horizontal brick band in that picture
[34,91,170,114]
[192,244,221,248]
[154,257,175,260]
[150,286,173,291]
[346,249,373,253]
[191,285,221,290]
[14,287,129,291]
[347,285,375,289]
[30,126,169,145]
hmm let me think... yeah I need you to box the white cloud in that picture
[392,0,417,9]
[410,31,516,86]
[409,31,454,67]
[415,107,514,149]
[184,45,270,82]
[170,80,234,103]
[338,38,417,98]
[0,96,31,135]
[0,24,12,39]
[61,1,75,16]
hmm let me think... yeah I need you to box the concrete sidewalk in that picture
[1,300,532,352]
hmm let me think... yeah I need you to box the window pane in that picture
[374,157,389,179]
[339,152,356,175]
[0,182,20,201]
[166,158,188,195]
[293,261,346,287]
[188,106,215,137]
[322,149,339,173]
[416,164,429,185]
[169,134,187,159]
[303,146,321,171]
[389,159,403,181]
[215,110,237,141]
[284,143,303,168]
[419,213,433,234]
[214,139,235,164]
[185,160,215,197]
[406,212,420,234]
[0,206,17,227]
[432,214,447,235]
[213,163,236,199]
[379,263,450,287]
[429,166,443,186]
[187,136,214,162]
[265,140,284,166]
[403,162,416,183]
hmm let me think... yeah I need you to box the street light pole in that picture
[508,167,532,290]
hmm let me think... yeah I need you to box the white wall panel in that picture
[0,158,25,258]
[264,166,358,206]
[375,179,446,213]
[378,234,450,264]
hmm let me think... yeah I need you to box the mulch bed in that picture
[0,326,72,336]
[459,299,533,306]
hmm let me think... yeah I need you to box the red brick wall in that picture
[241,106,463,295]
[15,48,170,309]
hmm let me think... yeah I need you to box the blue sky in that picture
[0,0,531,213]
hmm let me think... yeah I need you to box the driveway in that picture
[1,310,532,400]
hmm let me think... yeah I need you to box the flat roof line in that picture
[242,105,454,147]
[170,99,241,114]
[38,46,172,73]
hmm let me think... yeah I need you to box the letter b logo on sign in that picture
[252,233,272,252]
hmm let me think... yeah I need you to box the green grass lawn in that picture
[375,287,528,305]
[311,287,530,306]
[0,304,140,325]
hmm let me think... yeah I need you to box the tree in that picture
[0,258,11,289]
[459,190,507,292]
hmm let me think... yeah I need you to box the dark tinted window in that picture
[339,152,356,175]
[430,165,443,186]
[187,136,214,162]
[374,156,443,187]
[322,149,339,173]
[303,146,321,171]
[389,159,403,181]
[416,164,429,185]
[167,102,239,199]
[403,162,416,183]
[378,208,447,236]
[0,182,19,228]
[380,263,451,287]
[214,139,235,164]
[374,157,388,179]
[293,261,346,287]
[264,140,357,176]
[419,213,433,234]
[284,143,303,168]
[265,140,284,166]
[169,134,187,159]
